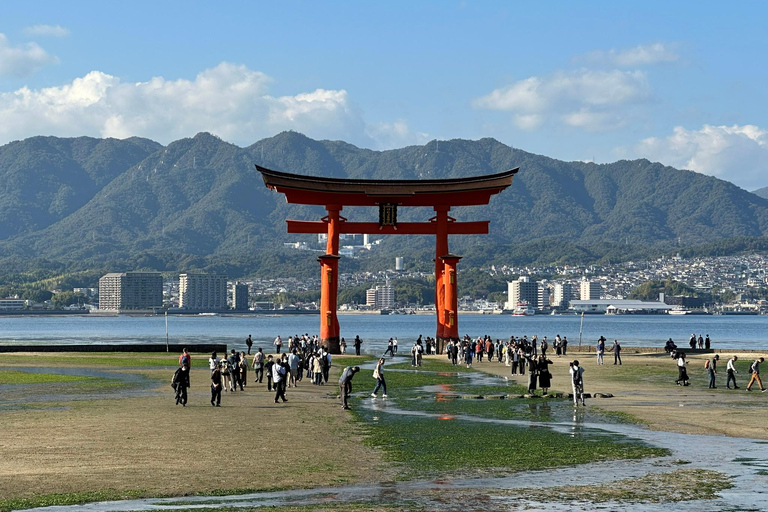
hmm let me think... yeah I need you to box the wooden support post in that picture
[434,206,450,352]
[320,205,342,354]
[440,254,462,349]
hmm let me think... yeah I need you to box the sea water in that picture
[1,313,768,353]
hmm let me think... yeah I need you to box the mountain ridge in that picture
[1,131,767,276]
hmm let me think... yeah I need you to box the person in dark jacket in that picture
[339,366,360,409]
[172,364,190,406]
[210,366,222,407]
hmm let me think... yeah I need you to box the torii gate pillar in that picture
[439,254,462,353]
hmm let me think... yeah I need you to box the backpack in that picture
[704,359,710,369]
[572,367,582,385]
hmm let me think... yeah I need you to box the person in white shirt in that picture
[726,355,739,389]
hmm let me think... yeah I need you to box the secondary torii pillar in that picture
[440,254,462,351]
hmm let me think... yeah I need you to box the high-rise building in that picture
[233,283,249,311]
[179,273,227,310]
[506,277,538,310]
[366,279,395,309]
[98,271,163,311]
[553,283,573,309]
[538,285,551,310]
[580,280,602,300]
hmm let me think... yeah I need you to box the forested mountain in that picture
[0,136,161,239]
[1,131,768,278]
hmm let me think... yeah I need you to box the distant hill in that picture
[753,187,768,200]
[2,131,768,277]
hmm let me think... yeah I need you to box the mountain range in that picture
[2,131,768,279]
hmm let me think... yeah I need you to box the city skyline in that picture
[1,1,766,190]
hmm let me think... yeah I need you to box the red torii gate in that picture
[258,165,517,354]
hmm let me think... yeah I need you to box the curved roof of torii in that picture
[256,164,518,207]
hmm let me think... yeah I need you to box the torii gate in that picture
[258,165,517,354]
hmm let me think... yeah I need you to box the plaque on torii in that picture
[258,165,518,354]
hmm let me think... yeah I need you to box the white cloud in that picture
[24,25,70,37]
[580,43,679,68]
[0,62,418,149]
[0,33,58,77]
[366,119,430,148]
[631,124,768,190]
[473,69,649,131]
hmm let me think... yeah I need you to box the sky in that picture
[1,1,767,190]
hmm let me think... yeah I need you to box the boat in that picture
[512,302,535,316]
[668,306,690,315]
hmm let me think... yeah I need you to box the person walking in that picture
[707,354,719,389]
[371,358,388,398]
[746,357,767,392]
[246,335,253,355]
[210,364,222,407]
[570,360,585,406]
[273,335,283,354]
[354,335,363,356]
[273,359,288,403]
[208,351,219,375]
[264,355,275,391]
[179,347,191,368]
[726,355,740,389]
[288,349,300,388]
[384,338,395,357]
[675,352,690,386]
[339,366,360,410]
[610,340,622,365]
[252,348,264,383]
[596,337,605,365]
[172,364,190,406]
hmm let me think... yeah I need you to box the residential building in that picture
[553,283,573,309]
[233,283,249,311]
[506,276,538,310]
[99,272,163,311]
[580,280,602,300]
[366,280,395,309]
[179,273,227,310]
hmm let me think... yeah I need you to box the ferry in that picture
[668,306,690,315]
[512,302,535,316]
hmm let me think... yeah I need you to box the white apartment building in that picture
[179,273,227,310]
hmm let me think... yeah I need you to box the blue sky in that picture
[1,1,767,189]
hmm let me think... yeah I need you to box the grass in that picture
[0,353,207,368]
[499,469,732,503]
[0,490,147,512]
[0,370,106,385]
[386,359,474,373]
[355,408,667,478]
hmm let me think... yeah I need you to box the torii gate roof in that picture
[257,165,518,207]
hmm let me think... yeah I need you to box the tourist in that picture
[464,341,473,368]
[526,354,538,394]
[246,334,253,355]
[698,334,704,349]
[313,352,323,385]
[340,337,347,354]
[371,358,387,398]
[228,350,242,391]
[450,341,459,366]
[239,351,248,387]
[179,347,191,367]
[273,358,288,403]
[288,349,300,387]
[322,348,332,383]
[339,365,360,410]
[208,351,219,375]
[562,336,568,356]
[540,337,548,357]
[689,334,696,350]
[596,337,606,365]
[384,338,394,357]
[393,337,398,353]
[705,334,711,350]
[252,348,264,383]
[664,338,677,355]
[274,335,283,354]
[707,354,719,389]
[675,352,689,386]
[219,357,232,392]
[570,360,585,406]
[746,357,766,392]
[210,363,222,407]
[555,334,562,357]
[264,355,275,391]
[354,335,363,356]
[610,339,622,365]
[171,364,190,406]
[726,355,739,389]
[538,355,553,395]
